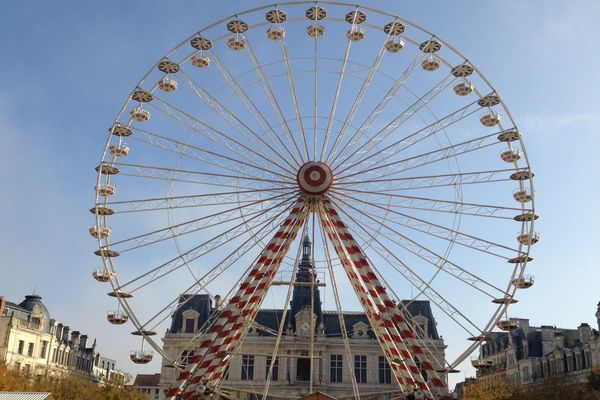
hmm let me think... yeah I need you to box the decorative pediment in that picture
[295,306,316,336]
[352,321,369,339]
[412,314,429,338]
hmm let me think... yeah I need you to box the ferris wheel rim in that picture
[92,2,537,397]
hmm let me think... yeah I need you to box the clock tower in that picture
[288,235,323,335]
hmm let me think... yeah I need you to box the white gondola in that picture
[512,275,535,288]
[96,184,116,197]
[130,107,150,122]
[130,350,153,364]
[89,225,111,239]
[517,232,540,245]
[513,189,533,203]
[421,55,441,71]
[492,296,518,304]
[500,149,521,162]
[227,38,246,51]
[267,27,285,40]
[109,145,129,157]
[92,270,112,282]
[453,81,474,96]
[307,24,325,37]
[496,320,519,331]
[107,289,132,298]
[480,110,501,127]
[191,54,211,68]
[107,310,128,325]
[385,37,405,53]
[347,26,366,41]
[158,77,178,92]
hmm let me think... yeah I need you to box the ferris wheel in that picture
[91,2,537,399]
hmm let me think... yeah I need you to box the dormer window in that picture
[181,309,200,334]
[412,315,429,339]
[352,322,369,339]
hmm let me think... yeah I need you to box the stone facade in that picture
[472,302,600,389]
[159,238,447,399]
[0,294,124,384]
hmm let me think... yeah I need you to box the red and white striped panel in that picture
[321,199,447,396]
[165,198,308,399]
[318,204,424,393]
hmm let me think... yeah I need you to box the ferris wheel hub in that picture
[297,161,334,196]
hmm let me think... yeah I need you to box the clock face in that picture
[300,322,311,333]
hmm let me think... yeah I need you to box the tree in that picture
[0,362,146,400]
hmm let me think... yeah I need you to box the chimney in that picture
[0,296,5,316]
[62,326,70,342]
[56,323,63,340]
[80,335,88,349]
[214,295,221,310]
[578,323,592,344]
[595,302,600,332]
[71,331,80,347]
[540,325,555,355]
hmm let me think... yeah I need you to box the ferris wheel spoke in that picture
[133,204,296,333]
[324,207,457,379]
[328,49,426,168]
[330,195,508,297]
[130,124,294,182]
[337,131,504,182]
[278,36,310,161]
[334,168,522,193]
[331,185,528,219]
[319,13,355,162]
[117,197,299,294]
[332,192,518,259]
[104,188,292,214]
[318,219,366,399]
[146,92,292,176]
[210,51,303,168]
[133,130,293,181]
[328,202,489,336]
[324,27,392,165]
[335,98,480,176]
[109,192,295,252]
[174,200,309,398]
[178,69,297,174]
[319,200,445,395]
[110,162,294,190]
[331,71,457,171]
[244,39,305,163]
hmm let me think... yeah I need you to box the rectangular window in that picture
[378,356,391,384]
[223,365,229,380]
[330,354,343,383]
[354,355,367,384]
[27,342,34,356]
[41,341,48,359]
[18,340,24,355]
[266,356,279,381]
[241,355,254,381]
[185,318,195,333]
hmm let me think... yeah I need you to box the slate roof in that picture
[133,373,161,387]
[170,295,440,340]
[0,393,54,400]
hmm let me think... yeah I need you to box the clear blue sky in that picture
[1,0,599,388]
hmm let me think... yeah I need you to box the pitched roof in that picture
[133,373,161,387]
[0,393,54,400]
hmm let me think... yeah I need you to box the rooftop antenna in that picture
[32,285,37,296]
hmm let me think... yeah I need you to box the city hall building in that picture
[160,237,447,399]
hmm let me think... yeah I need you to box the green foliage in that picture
[589,367,600,392]
[0,362,146,400]
[464,374,600,400]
